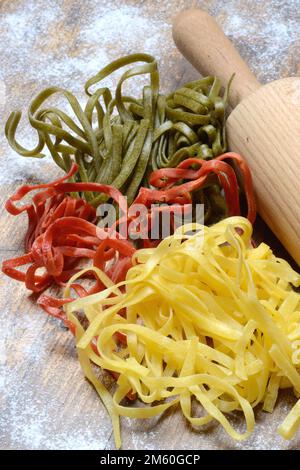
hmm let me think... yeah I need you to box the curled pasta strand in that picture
[64,217,300,448]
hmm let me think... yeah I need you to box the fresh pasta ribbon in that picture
[278,399,300,439]
[5,54,232,215]
[64,217,300,448]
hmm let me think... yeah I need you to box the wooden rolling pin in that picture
[173,9,300,264]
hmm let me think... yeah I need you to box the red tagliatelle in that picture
[147,152,256,224]
[2,152,256,315]
[2,164,133,296]
[2,154,256,402]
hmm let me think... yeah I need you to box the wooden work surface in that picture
[0,0,299,450]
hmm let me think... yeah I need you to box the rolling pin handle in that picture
[172,9,260,108]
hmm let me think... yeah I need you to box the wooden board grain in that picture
[1,0,300,451]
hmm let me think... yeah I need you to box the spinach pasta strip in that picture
[5,54,232,219]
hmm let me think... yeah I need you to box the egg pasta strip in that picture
[65,217,300,448]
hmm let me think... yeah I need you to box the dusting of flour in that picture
[1,0,298,185]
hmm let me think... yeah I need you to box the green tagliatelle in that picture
[5,53,231,210]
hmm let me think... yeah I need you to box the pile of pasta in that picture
[65,217,300,448]
[6,54,232,212]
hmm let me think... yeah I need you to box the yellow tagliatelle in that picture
[64,217,300,448]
